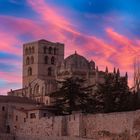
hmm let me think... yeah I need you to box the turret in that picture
[113,67,116,74]
[117,68,120,77]
[105,66,108,73]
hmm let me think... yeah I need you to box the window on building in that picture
[48,67,52,76]
[14,125,17,130]
[45,56,48,64]
[84,128,86,136]
[24,118,26,122]
[51,56,55,65]
[6,125,10,133]
[15,115,18,121]
[28,67,32,76]
[35,85,39,95]
[30,113,36,119]
[49,47,52,54]
[44,46,47,53]
[31,56,34,64]
[2,106,5,111]
[26,57,30,65]
[43,113,47,117]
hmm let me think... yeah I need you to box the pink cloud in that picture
[0,0,138,94]
[28,0,79,35]
[0,31,21,55]
[27,0,134,80]
[0,71,21,83]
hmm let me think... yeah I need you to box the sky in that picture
[0,0,140,94]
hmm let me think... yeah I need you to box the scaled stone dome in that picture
[64,52,89,70]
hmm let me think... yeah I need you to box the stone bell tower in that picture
[22,39,64,88]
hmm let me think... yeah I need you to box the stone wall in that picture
[13,109,140,140]
[17,116,63,136]
[82,110,140,139]
[0,133,14,140]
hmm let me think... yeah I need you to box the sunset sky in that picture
[0,0,140,94]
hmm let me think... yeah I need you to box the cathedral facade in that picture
[8,39,127,105]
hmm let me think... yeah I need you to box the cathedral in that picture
[8,39,127,105]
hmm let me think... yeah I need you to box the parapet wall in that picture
[15,110,140,140]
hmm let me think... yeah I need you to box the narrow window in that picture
[51,56,55,65]
[28,67,32,76]
[26,57,30,65]
[48,67,52,76]
[84,128,86,136]
[24,118,26,122]
[43,113,47,117]
[6,125,10,133]
[36,85,39,94]
[30,113,36,119]
[16,115,18,121]
[2,106,5,111]
[49,47,52,54]
[45,56,48,64]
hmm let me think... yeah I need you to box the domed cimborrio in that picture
[64,51,90,70]
[8,39,127,106]
[56,51,103,89]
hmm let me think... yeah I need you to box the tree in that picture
[49,77,93,114]
[95,73,114,113]
[95,73,131,113]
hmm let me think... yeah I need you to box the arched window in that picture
[51,56,55,65]
[6,125,10,133]
[25,48,28,55]
[28,67,32,76]
[45,56,48,64]
[31,47,34,53]
[44,46,47,54]
[26,57,30,65]
[31,56,34,64]
[49,47,52,54]
[54,48,57,55]
[36,85,39,95]
[48,67,52,76]
[29,47,31,54]
[2,106,5,111]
